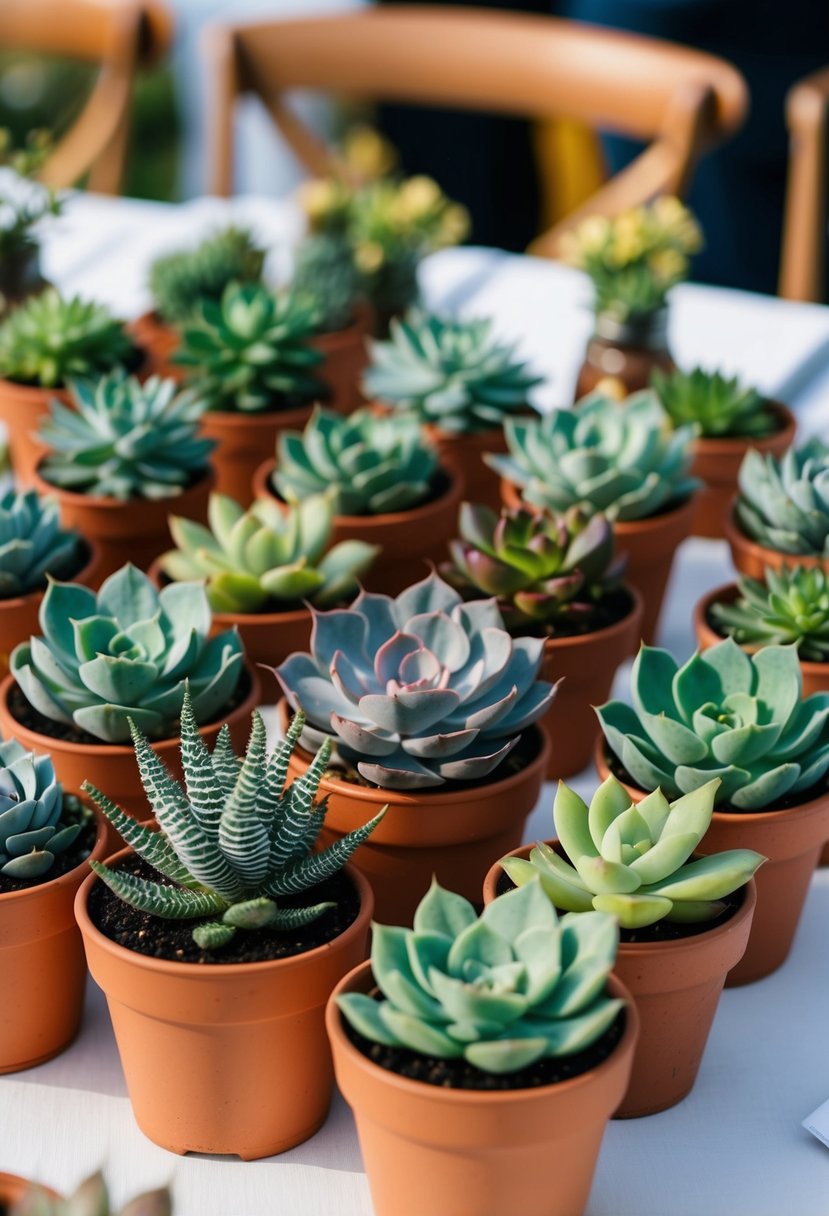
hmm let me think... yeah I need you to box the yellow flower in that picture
[354,240,385,273]
[436,203,470,247]
[607,211,648,266]
[651,195,703,253]
[297,178,347,225]
[648,247,688,283]
[396,175,444,223]
[342,125,397,182]
[570,214,611,261]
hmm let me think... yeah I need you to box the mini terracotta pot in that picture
[0,1174,60,1206]
[310,303,370,414]
[75,853,373,1159]
[200,403,314,507]
[0,379,66,487]
[689,405,796,539]
[129,312,182,382]
[424,421,512,513]
[0,809,107,1074]
[725,503,829,581]
[483,846,756,1117]
[327,960,638,1216]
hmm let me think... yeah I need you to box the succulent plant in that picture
[504,776,764,929]
[486,392,699,522]
[175,282,324,413]
[11,564,244,744]
[363,313,542,435]
[149,225,265,326]
[650,366,776,439]
[292,233,365,333]
[11,1169,171,1216]
[597,638,829,810]
[0,738,86,879]
[161,491,378,614]
[0,290,135,388]
[441,502,626,633]
[86,691,385,949]
[37,372,214,501]
[273,406,439,516]
[275,570,556,790]
[710,566,829,664]
[0,489,83,598]
[337,877,624,1074]
[735,441,829,557]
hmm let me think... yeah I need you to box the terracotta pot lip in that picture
[540,584,643,652]
[74,847,373,978]
[0,376,70,401]
[0,537,100,613]
[200,401,315,431]
[146,559,312,628]
[0,804,107,907]
[30,464,215,515]
[691,402,795,455]
[724,499,828,570]
[310,299,372,346]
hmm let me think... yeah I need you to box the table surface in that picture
[2,194,829,1214]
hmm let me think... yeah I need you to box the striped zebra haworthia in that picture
[84,688,385,950]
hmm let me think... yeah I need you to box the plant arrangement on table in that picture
[7,1168,172,1216]
[326,878,637,1216]
[0,127,60,318]
[75,691,384,1158]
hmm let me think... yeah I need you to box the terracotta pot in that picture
[253,459,464,596]
[725,502,829,581]
[310,303,370,415]
[0,809,107,1074]
[327,960,638,1216]
[280,701,550,925]
[0,1174,60,1206]
[483,845,756,1117]
[0,666,261,822]
[129,311,182,382]
[0,379,66,487]
[75,852,373,1159]
[200,403,314,507]
[424,421,512,513]
[689,404,796,539]
[574,309,675,401]
[594,738,829,984]
[31,464,214,583]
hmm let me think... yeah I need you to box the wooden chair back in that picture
[780,67,829,303]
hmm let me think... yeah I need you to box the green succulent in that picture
[504,776,763,929]
[597,638,829,810]
[338,877,624,1074]
[736,441,829,557]
[486,391,699,522]
[441,502,625,633]
[0,289,135,388]
[161,491,378,614]
[710,566,829,664]
[650,366,777,439]
[11,1170,171,1216]
[0,489,83,598]
[10,563,244,744]
[86,691,385,950]
[273,405,439,515]
[0,738,87,879]
[37,372,214,501]
[149,225,265,326]
[292,233,365,333]
[363,312,542,435]
[175,282,325,414]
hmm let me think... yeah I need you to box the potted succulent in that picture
[154,490,378,666]
[10,1169,171,1215]
[75,694,383,1158]
[33,372,215,579]
[327,879,637,1216]
[363,312,542,510]
[726,440,829,578]
[441,501,642,778]
[274,570,554,924]
[254,405,462,595]
[595,638,829,983]
[0,563,255,818]
[0,290,139,485]
[0,128,59,318]
[0,737,107,1074]
[486,776,762,1116]
[489,391,700,643]
[561,196,702,399]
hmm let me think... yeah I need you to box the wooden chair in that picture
[203,5,748,256]
[779,66,829,303]
[0,0,173,194]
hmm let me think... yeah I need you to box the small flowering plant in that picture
[0,128,61,258]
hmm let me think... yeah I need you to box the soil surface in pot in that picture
[0,800,96,895]
[268,466,452,515]
[88,854,360,965]
[512,587,633,640]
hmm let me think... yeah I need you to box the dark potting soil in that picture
[87,852,360,965]
[0,799,97,895]
[524,587,634,641]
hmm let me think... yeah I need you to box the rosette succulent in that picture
[650,366,776,439]
[11,564,244,743]
[735,441,829,557]
[37,372,214,501]
[504,776,764,929]
[0,290,135,387]
[363,313,542,434]
[0,738,86,879]
[337,877,624,1074]
[292,233,364,333]
[273,406,439,516]
[275,570,556,790]
[710,566,829,663]
[161,491,378,613]
[149,225,266,326]
[597,638,829,809]
[11,1170,171,1216]
[0,489,83,598]
[442,502,625,633]
[486,391,699,522]
[86,691,385,949]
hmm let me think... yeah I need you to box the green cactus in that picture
[0,290,135,388]
[0,738,88,879]
[149,225,266,326]
[650,366,777,439]
[0,489,84,598]
[710,566,829,663]
[11,1169,171,1216]
[292,233,365,333]
[735,441,829,557]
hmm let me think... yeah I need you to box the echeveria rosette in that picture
[650,366,776,440]
[597,639,829,810]
[275,571,557,790]
[486,392,699,522]
[736,441,829,557]
[0,738,84,879]
[10,564,244,743]
[710,566,829,663]
[504,776,764,929]
[337,877,624,1074]
[0,489,83,598]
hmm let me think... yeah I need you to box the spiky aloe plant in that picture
[710,566,829,663]
[11,1170,171,1216]
[85,692,385,950]
[149,226,265,326]
[650,366,777,439]
[0,488,83,598]
[0,738,86,879]
[0,290,135,387]
[735,441,829,557]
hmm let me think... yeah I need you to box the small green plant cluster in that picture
[736,441,829,557]
[11,1169,171,1216]
[0,489,83,598]
[292,233,365,333]
[710,566,829,663]
[0,738,87,879]
[149,225,266,325]
[651,366,777,439]
[0,290,135,388]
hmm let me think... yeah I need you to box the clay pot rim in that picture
[146,558,313,629]
[724,499,828,572]
[326,958,637,1107]
[310,299,372,348]
[0,376,71,402]
[690,401,796,457]
[0,536,101,613]
[0,802,108,908]
[0,347,151,399]
[539,583,643,654]
[200,400,315,433]
[500,478,697,537]
[74,845,373,979]
[30,463,215,516]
